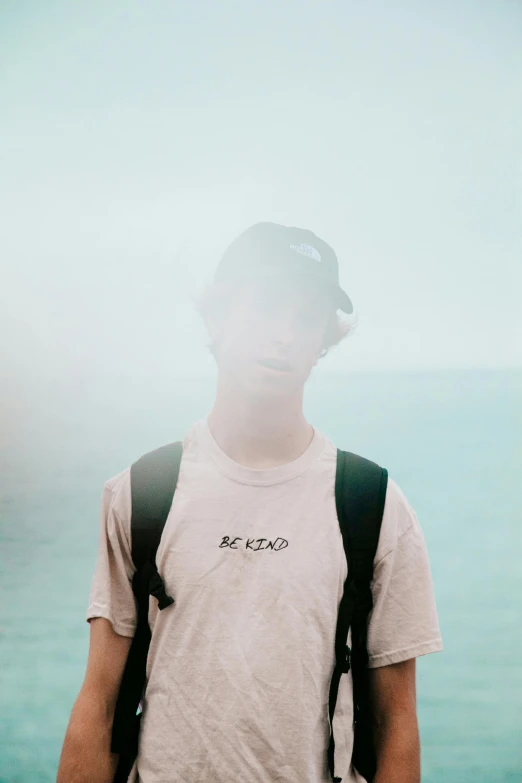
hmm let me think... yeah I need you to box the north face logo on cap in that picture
[290,243,322,263]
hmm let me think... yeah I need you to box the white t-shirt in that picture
[87,418,443,783]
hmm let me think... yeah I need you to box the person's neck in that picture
[207,377,314,470]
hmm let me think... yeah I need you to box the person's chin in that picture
[247,364,303,395]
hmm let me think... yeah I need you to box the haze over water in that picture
[1,2,521,782]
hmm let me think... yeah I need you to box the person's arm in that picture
[365,478,444,782]
[369,658,421,783]
[56,617,132,783]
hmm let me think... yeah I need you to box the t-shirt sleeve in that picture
[86,470,137,638]
[366,479,443,668]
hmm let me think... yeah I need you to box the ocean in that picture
[1,368,521,783]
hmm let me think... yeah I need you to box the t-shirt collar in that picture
[197,417,326,486]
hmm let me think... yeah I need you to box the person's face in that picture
[211,271,335,398]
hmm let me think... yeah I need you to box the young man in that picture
[57,222,443,783]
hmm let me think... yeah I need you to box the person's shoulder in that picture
[102,466,132,527]
[100,434,187,522]
[374,477,420,564]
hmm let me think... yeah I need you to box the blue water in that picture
[1,369,521,782]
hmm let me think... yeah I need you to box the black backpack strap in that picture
[328,449,388,783]
[111,441,183,783]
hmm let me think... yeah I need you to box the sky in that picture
[1,0,521,421]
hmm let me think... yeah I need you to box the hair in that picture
[192,280,357,362]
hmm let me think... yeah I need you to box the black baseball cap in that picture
[214,222,353,314]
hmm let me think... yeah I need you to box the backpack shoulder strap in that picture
[328,449,388,783]
[335,449,388,619]
[130,441,184,572]
[111,441,183,783]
